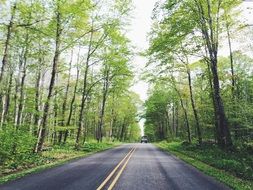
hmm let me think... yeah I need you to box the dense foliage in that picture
[0,0,140,171]
[144,0,253,150]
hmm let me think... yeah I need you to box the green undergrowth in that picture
[0,142,119,184]
[156,141,253,190]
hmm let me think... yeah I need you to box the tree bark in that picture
[59,50,73,143]
[210,60,232,147]
[226,19,235,99]
[0,3,16,83]
[0,71,13,126]
[186,66,202,144]
[75,32,93,149]
[54,85,59,145]
[195,0,233,148]
[226,19,239,139]
[16,33,29,127]
[174,85,191,143]
[65,67,80,143]
[97,67,110,143]
[34,62,42,135]
[35,8,62,152]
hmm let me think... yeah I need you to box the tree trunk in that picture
[186,67,202,144]
[54,86,59,145]
[65,68,80,143]
[210,59,233,148]
[34,64,41,135]
[75,44,92,149]
[226,20,239,139]
[205,50,219,142]
[196,0,233,148]
[0,3,16,126]
[226,20,235,99]
[59,50,73,144]
[175,102,179,137]
[0,71,13,126]
[97,67,110,143]
[16,33,29,127]
[120,119,126,141]
[176,88,191,143]
[172,102,176,136]
[35,9,62,153]
[14,50,25,126]
[0,3,16,83]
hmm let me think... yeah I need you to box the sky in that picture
[128,0,157,102]
[127,0,157,135]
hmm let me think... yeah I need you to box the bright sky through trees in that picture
[128,0,157,102]
[128,0,157,135]
[129,0,253,102]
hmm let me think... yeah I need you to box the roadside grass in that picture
[0,141,119,184]
[156,141,253,190]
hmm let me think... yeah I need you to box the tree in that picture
[35,0,91,152]
[147,0,242,148]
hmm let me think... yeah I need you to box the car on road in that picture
[141,136,148,143]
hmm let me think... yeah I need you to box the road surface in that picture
[0,144,230,190]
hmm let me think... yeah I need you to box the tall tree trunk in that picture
[175,102,179,137]
[180,44,202,144]
[175,87,191,143]
[186,66,202,144]
[97,67,110,143]
[0,71,13,126]
[172,103,175,135]
[75,34,93,148]
[75,70,88,147]
[120,119,126,141]
[205,50,219,142]
[226,20,235,99]
[34,64,41,135]
[226,20,239,139]
[59,50,73,144]
[65,68,79,143]
[13,77,19,124]
[171,74,191,142]
[54,85,58,145]
[0,3,16,124]
[16,33,29,127]
[35,9,62,153]
[14,49,24,126]
[0,3,16,83]
[210,59,232,147]
[196,0,232,148]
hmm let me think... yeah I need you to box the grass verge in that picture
[0,142,119,184]
[156,141,253,190]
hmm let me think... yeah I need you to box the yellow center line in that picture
[96,147,135,190]
[108,147,136,190]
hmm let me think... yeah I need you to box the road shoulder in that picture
[0,143,120,185]
[156,142,252,190]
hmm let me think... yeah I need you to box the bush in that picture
[0,125,36,170]
[159,141,253,180]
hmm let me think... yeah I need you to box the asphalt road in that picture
[0,144,230,190]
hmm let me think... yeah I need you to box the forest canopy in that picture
[144,0,253,149]
[0,0,140,166]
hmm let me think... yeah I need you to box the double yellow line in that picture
[97,147,136,190]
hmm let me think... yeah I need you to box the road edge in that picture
[0,144,121,185]
[155,143,252,190]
